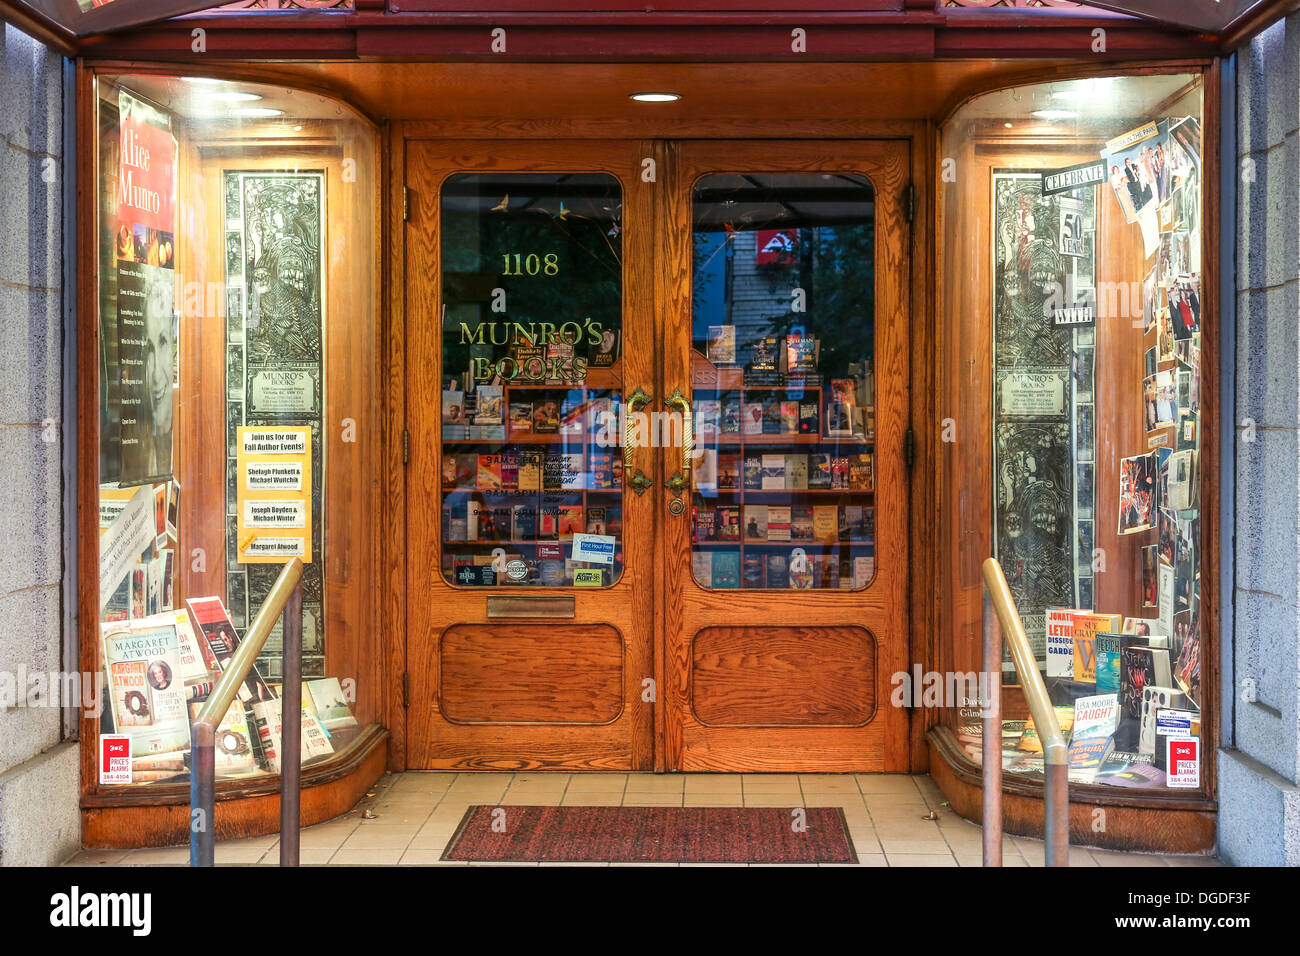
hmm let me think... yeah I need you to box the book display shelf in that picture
[689,356,876,592]
[440,369,626,589]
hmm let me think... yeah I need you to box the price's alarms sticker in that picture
[100,734,132,785]
[1166,736,1200,788]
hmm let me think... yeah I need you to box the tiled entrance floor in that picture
[66,772,1222,867]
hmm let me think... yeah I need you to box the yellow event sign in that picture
[235,427,312,564]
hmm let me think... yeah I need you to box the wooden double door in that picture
[405,138,911,772]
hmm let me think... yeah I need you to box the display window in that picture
[438,172,626,589]
[938,72,1209,794]
[688,173,878,592]
[91,73,381,788]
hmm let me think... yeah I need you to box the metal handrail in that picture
[190,557,305,867]
[981,557,1069,867]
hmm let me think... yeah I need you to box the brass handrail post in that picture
[189,557,304,867]
[981,557,1069,867]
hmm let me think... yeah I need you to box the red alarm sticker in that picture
[1166,736,1200,788]
[100,734,132,785]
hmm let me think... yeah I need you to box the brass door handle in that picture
[664,388,692,498]
[625,386,653,496]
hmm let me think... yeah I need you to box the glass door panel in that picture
[689,173,877,592]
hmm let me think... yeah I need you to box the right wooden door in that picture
[658,140,913,772]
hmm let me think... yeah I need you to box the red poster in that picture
[755,229,798,267]
[117,90,177,242]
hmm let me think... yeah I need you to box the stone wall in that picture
[0,22,79,867]
[1219,11,1300,867]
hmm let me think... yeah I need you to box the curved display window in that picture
[938,72,1208,795]
[91,73,381,789]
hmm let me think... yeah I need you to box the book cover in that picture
[185,597,275,704]
[538,505,559,540]
[761,401,783,435]
[1044,608,1085,679]
[831,456,851,489]
[532,400,560,433]
[749,335,780,378]
[465,500,483,541]
[761,454,786,490]
[1072,612,1121,684]
[696,400,721,439]
[500,452,520,491]
[779,401,799,434]
[808,453,832,489]
[712,550,740,589]
[561,453,585,491]
[799,402,821,435]
[190,698,257,776]
[171,609,216,698]
[1073,693,1121,740]
[250,697,335,774]
[474,385,504,424]
[101,618,191,756]
[1120,644,1173,721]
[720,399,742,434]
[813,506,839,542]
[1096,632,1123,693]
[1067,735,1112,784]
[716,506,741,541]
[744,504,769,540]
[585,507,607,535]
[442,390,466,426]
[1015,705,1076,753]
[693,505,717,543]
[442,454,458,487]
[717,453,740,491]
[588,450,615,490]
[558,505,585,539]
[785,454,809,490]
[849,454,874,491]
[742,403,764,435]
[509,402,533,437]
[767,506,792,542]
[790,506,814,541]
[455,454,477,488]
[742,554,764,588]
[691,551,712,588]
[477,454,503,492]
[307,677,359,732]
[517,451,542,492]
[512,504,538,540]
[743,456,763,490]
[765,554,789,589]
[491,505,513,541]
[707,325,736,364]
[694,449,718,493]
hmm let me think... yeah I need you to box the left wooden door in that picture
[404,140,657,770]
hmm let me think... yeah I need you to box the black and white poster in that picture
[224,171,327,677]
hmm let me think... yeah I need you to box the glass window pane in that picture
[690,172,876,591]
[440,173,625,588]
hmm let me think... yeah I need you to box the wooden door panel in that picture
[660,140,912,773]
[404,139,656,771]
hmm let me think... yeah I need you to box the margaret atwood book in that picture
[101,617,191,756]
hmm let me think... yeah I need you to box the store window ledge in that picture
[927,726,1216,855]
[80,724,388,850]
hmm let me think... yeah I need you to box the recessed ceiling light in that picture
[181,77,222,85]
[629,92,680,103]
[234,107,284,118]
[1032,109,1079,120]
[1004,122,1014,129]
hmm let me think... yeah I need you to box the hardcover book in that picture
[1072,612,1122,684]
[813,506,839,542]
[187,698,257,776]
[717,453,741,490]
[477,454,503,492]
[720,399,742,434]
[761,454,786,490]
[712,550,740,589]
[799,402,821,435]
[474,385,504,424]
[694,449,718,493]
[765,554,789,588]
[741,402,764,435]
[693,506,717,543]
[517,451,542,492]
[558,505,585,539]
[790,506,814,541]
[742,554,764,588]
[509,402,533,437]
[742,456,763,490]
[1120,644,1173,721]
[1096,632,1123,693]
[306,677,359,732]
[185,597,275,704]
[785,454,809,490]
[692,551,713,588]
[707,326,736,364]
[767,506,792,542]
[250,697,335,774]
[1015,706,1076,753]
[512,504,538,540]
[1044,608,1085,679]
[717,506,741,541]
[744,504,769,540]
[808,453,833,489]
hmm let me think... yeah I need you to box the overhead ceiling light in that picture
[1004,122,1014,129]
[234,107,284,118]
[629,92,680,103]
[181,77,222,85]
[1032,109,1079,120]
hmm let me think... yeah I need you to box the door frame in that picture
[385,122,937,774]
[656,138,916,772]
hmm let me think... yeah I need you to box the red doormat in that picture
[442,805,857,864]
